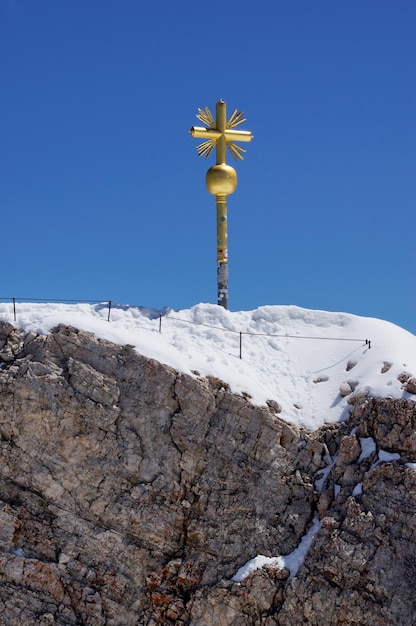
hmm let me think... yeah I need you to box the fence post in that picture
[13,297,16,322]
[107,300,112,322]
[159,314,162,334]
[239,332,242,359]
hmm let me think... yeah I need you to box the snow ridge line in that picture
[1,298,372,346]
[162,314,371,345]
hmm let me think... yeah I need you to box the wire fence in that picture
[1,297,114,323]
[0,296,372,360]
[163,314,371,359]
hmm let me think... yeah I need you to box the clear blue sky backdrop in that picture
[1,1,415,333]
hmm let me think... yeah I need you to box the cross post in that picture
[189,100,253,309]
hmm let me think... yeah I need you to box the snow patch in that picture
[232,516,322,582]
[1,301,415,431]
[358,437,377,463]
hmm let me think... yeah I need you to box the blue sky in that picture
[1,1,415,333]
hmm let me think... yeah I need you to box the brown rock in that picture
[405,377,416,394]
[0,324,415,624]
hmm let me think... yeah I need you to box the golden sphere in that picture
[206,164,237,196]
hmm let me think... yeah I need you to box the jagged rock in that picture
[0,324,316,624]
[277,465,416,625]
[336,435,361,465]
[405,377,416,394]
[348,388,369,404]
[0,323,415,624]
[353,397,416,460]
[398,371,411,384]
[266,399,283,413]
[0,322,24,362]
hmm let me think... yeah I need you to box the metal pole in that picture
[216,195,228,308]
[215,102,229,309]
[217,260,228,309]
[189,100,253,311]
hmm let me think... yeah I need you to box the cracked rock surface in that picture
[0,322,415,625]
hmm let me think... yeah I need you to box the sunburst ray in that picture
[228,142,247,161]
[197,139,216,158]
[196,106,215,128]
[227,109,246,129]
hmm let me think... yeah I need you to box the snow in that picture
[352,482,363,496]
[2,300,415,431]
[358,437,377,462]
[315,456,337,491]
[378,449,401,463]
[1,299,416,582]
[232,515,322,582]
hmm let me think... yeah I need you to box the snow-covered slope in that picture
[1,301,415,430]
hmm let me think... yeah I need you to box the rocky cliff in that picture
[0,321,415,625]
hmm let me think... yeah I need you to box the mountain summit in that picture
[0,303,415,624]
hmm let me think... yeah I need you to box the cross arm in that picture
[190,127,253,144]
[223,129,253,143]
[189,126,221,140]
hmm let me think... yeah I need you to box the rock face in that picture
[0,322,415,625]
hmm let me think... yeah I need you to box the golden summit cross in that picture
[190,99,253,164]
[189,100,253,309]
